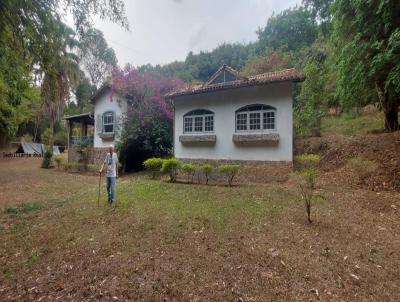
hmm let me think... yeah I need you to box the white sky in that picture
[85,0,301,66]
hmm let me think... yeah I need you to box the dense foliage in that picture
[331,0,400,131]
[1,0,399,151]
[112,65,183,171]
[140,0,399,134]
[79,28,118,88]
[0,0,127,145]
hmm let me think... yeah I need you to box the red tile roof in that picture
[165,67,304,98]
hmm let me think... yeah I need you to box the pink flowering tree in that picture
[110,65,183,170]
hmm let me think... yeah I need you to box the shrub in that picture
[143,158,164,179]
[41,150,53,169]
[53,156,63,170]
[295,153,321,170]
[218,164,240,186]
[41,128,54,169]
[201,163,213,185]
[295,153,321,223]
[181,163,195,183]
[347,157,378,184]
[161,158,181,182]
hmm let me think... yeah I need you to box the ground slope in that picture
[0,157,399,301]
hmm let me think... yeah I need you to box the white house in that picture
[166,65,304,163]
[64,84,128,153]
[64,65,303,165]
[91,85,128,148]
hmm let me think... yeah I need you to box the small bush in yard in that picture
[218,164,240,186]
[295,153,322,224]
[161,158,181,182]
[295,153,321,170]
[41,150,53,169]
[144,158,164,179]
[347,157,378,184]
[181,163,195,183]
[201,163,213,184]
[54,156,63,170]
[41,128,53,169]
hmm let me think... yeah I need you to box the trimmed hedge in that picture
[142,158,241,186]
[218,164,240,186]
[160,158,181,182]
[144,157,164,179]
[181,163,195,183]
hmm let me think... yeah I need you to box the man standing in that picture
[99,145,119,206]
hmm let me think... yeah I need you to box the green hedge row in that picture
[143,158,240,186]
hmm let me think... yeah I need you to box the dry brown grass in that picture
[0,157,399,301]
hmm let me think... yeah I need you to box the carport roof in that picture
[63,112,94,125]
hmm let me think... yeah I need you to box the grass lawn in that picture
[0,158,399,301]
[321,111,384,136]
[1,173,297,262]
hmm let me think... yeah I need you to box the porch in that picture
[63,112,95,163]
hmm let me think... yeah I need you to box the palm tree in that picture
[40,19,80,166]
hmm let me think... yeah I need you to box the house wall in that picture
[173,82,294,162]
[93,89,127,148]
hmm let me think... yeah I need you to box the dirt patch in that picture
[295,131,400,191]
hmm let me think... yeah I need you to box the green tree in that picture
[73,74,95,113]
[0,24,39,143]
[296,62,326,136]
[40,21,80,120]
[79,28,118,87]
[0,0,128,143]
[40,20,80,164]
[302,0,334,36]
[257,7,317,52]
[331,0,400,131]
[0,0,128,40]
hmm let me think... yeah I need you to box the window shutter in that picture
[96,114,102,133]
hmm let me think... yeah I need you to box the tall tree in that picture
[79,28,118,87]
[0,20,38,143]
[0,0,128,143]
[257,7,317,52]
[332,0,400,131]
[0,0,128,40]
[40,20,80,161]
[302,0,334,36]
[74,74,95,112]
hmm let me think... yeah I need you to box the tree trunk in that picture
[384,102,399,132]
[376,81,399,132]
